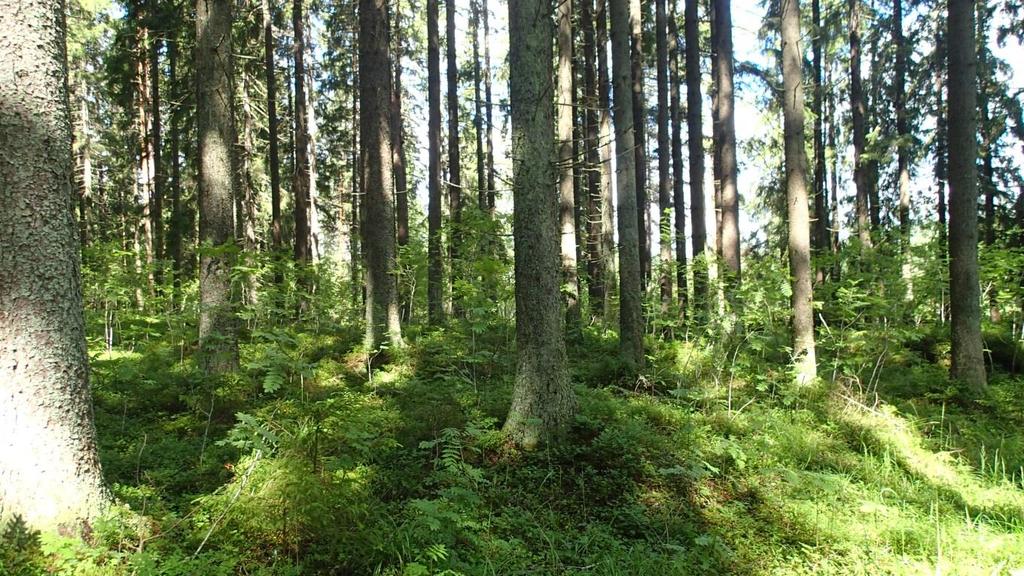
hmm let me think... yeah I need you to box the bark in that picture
[656,0,673,307]
[780,0,817,385]
[850,0,870,246]
[894,0,910,250]
[149,29,164,283]
[446,0,462,305]
[482,0,496,211]
[471,0,485,209]
[427,0,444,323]
[611,0,645,369]
[168,37,184,300]
[669,5,687,316]
[393,2,410,320]
[293,0,311,264]
[350,76,362,308]
[685,0,708,315]
[76,77,93,248]
[557,0,581,330]
[947,0,986,394]
[812,0,827,277]
[264,0,283,254]
[597,0,616,315]
[504,0,576,448]
[935,22,947,262]
[196,0,239,374]
[0,0,110,529]
[583,0,606,312]
[713,0,740,289]
[360,0,404,352]
[630,0,650,288]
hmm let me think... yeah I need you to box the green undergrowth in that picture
[5,316,1024,575]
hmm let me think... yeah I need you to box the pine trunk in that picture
[850,0,870,246]
[427,0,444,323]
[669,4,688,316]
[446,0,462,310]
[656,0,673,307]
[264,0,283,254]
[293,0,311,264]
[557,0,580,330]
[685,0,708,317]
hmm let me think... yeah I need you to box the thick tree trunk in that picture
[360,0,403,352]
[713,0,740,290]
[849,0,870,247]
[427,0,444,323]
[504,0,576,448]
[557,0,580,330]
[669,5,687,316]
[293,0,311,264]
[446,0,462,309]
[0,0,110,529]
[685,0,708,316]
[196,0,239,374]
[611,0,645,369]
[630,0,649,289]
[780,0,817,385]
[656,0,673,307]
[264,0,283,254]
[947,0,986,394]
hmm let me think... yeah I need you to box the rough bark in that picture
[392,0,409,320]
[947,0,986,394]
[557,0,580,330]
[611,0,645,369]
[849,0,870,247]
[894,0,910,252]
[196,0,239,374]
[427,0,444,323]
[360,0,403,351]
[712,0,740,290]
[293,0,311,264]
[685,0,708,316]
[656,0,673,307]
[781,0,817,385]
[583,0,606,313]
[0,0,110,529]
[504,0,576,449]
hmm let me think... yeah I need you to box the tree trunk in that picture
[446,0,462,310]
[629,0,649,289]
[471,0,485,209]
[685,0,708,317]
[196,0,239,374]
[504,0,576,449]
[392,0,410,320]
[264,0,283,254]
[935,21,947,263]
[350,76,363,308]
[168,37,184,302]
[597,0,616,316]
[713,0,740,291]
[894,0,910,252]
[669,4,687,317]
[656,0,673,308]
[150,30,164,284]
[293,0,311,264]
[360,0,403,352]
[849,0,870,247]
[947,0,986,394]
[812,0,827,281]
[0,0,110,529]
[781,0,817,385]
[482,0,496,211]
[427,0,444,323]
[611,0,645,369]
[583,0,606,314]
[557,0,581,331]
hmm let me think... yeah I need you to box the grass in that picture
[4,314,1024,575]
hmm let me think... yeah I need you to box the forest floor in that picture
[7,311,1024,575]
